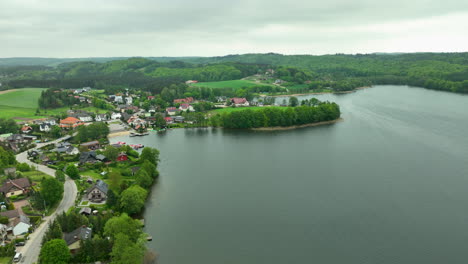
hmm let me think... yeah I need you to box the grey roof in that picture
[79,207,92,215]
[79,151,98,164]
[19,215,30,225]
[64,226,92,246]
[80,141,99,147]
[95,154,106,161]
[94,180,108,195]
[66,146,77,154]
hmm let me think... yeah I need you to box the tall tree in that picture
[41,177,64,207]
[39,239,71,264]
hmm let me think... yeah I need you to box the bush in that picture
[16,162,31,172]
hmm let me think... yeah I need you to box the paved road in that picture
[15,135,78,264]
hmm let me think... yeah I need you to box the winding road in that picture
[15,135,78,264]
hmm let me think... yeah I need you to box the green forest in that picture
[1,52,467,94]
[210,102,341,129]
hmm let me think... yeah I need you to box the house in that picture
[79,151,106,164]
[78,97,86,103]
[173,116,185,123]
[82,87,92,92]
[111,112,122,120]
[185,80,198,84]
[79,207,92,216]
[86,180,108,202]
[66,146,80,155]
[73,89,84,94]
[20,125,33,134]
[125,96,133,105]
[166,107,178,116]
[60,117,84,129]
[114,96,123,104]
[179,104,194,112]
[95,114,108,122]
[28,150,40,158]
[55,142,71,152]
[174,97,194,104]
[0,210,31,236]
[231,98,250,107]
[147,96,155,100]
[0,178,31,197]
[13,215,31,236]
[64,226,92,254]
[164,117,173,124]
[127,116,147,128]
[39,123,52,132]
[117,152,128,162]
[80,141,100,150]
[74,114,93,122]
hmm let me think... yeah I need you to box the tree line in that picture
[211,102,341,129]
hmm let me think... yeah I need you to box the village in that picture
[0,84,261,263]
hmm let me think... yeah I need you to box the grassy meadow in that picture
[0,88,107,121]
[0,88,47,120]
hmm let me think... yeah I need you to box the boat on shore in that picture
[130,132,149,137]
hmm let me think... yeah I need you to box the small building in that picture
[79,152,106,164]
[95,114,108,122]
[39,123,52,132]
[13,215,31,236]
[0,178,31,197]
[86,180,108,203]
[75,114,93,122]
[125,96,133,105]
[166,107,178,116]
[111,112,122,120]
[21,125,33,134]
[179,103,194,112]
[64,226,92,254]
[147,96,155,100]
[173,116,185,123]
[174,97,194,104]
[164,117,173,124]
[60,117,84,129]
[117,152,128,162]
[231,98,250,107]
[80,141,100,150]
[79,207,92,216]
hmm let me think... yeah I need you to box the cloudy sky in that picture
[1,0,467,57]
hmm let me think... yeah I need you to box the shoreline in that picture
[251,118,343,131]
[108,130,131,138]
[262,86,372,97]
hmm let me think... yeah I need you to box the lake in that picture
[112,85,468,264]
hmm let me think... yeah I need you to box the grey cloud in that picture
[0,0,467,56]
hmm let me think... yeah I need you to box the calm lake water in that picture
[112,85,468,264]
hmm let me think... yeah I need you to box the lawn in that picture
[21,170,53,183]
[0,257,11,264]
[192,80,273,90]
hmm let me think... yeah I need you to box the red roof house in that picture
[60,117,84,129]
[117,152,128,162]
[174,97,194,104]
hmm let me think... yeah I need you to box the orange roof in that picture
[60,117,81,124]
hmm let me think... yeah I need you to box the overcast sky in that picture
[1,0,467,57]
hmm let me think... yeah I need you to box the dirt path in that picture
[0,89,18,95]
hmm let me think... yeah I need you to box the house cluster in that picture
[73,87,92,94]
[0,134,37,152]
[0,178,34,240]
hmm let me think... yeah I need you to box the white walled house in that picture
[111,112,122,120]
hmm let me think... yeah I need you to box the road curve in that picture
[15,135,78,264]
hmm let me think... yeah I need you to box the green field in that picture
[192,80,273,90]
[0,88,47,120]
[0,88,107,121]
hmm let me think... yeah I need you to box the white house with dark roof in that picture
[86,180,108,203]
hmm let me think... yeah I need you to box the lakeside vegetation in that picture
[210,101,340,129]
